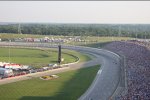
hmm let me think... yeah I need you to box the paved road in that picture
[78,49,121,100]
[63,45,121,100]
[0,42,121,100]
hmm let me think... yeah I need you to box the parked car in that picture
[0,68,14,78]
[42,67,49,71]
[29,69,37,73]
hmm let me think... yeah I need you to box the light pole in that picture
[8,40,11,63]
[145,32,146,39]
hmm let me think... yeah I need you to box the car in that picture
[42,67,49,71]
[0,68,14,78]
[29,69,37,73]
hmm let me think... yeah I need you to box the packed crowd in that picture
[105,40,150,100]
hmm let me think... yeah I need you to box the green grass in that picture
[61,49,91,62]
[0,47,90,68]
[0,33,71,39]
[0,33,46,39]
[0,65,100,100]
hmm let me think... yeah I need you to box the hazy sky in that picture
[0,1,150,24]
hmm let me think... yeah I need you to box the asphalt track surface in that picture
[0,42,121,100]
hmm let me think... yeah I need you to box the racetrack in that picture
[0,42,122,100]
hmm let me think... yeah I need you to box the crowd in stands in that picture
[105,40,150,100]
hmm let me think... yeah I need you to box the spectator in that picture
[105,41,150,100]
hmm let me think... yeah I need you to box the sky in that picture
[0,1,150,24]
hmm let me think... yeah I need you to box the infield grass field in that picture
[0,65,100,100]
[0,47,91,68]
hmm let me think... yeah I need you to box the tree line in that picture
[0,23,150,38]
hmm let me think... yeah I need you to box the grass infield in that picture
[0,65,100,100]
[0,47,91,68]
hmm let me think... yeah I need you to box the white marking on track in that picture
[97,69,102,75]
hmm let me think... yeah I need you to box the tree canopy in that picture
[0,23,150,38]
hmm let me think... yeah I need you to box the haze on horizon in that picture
[0,1,150,24]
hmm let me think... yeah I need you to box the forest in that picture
[0,23,150,38]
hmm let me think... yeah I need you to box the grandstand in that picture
[105,41,150,100]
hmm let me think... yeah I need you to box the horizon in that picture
[1,22,150,25]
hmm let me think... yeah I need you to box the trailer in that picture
[0,68,14,79]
